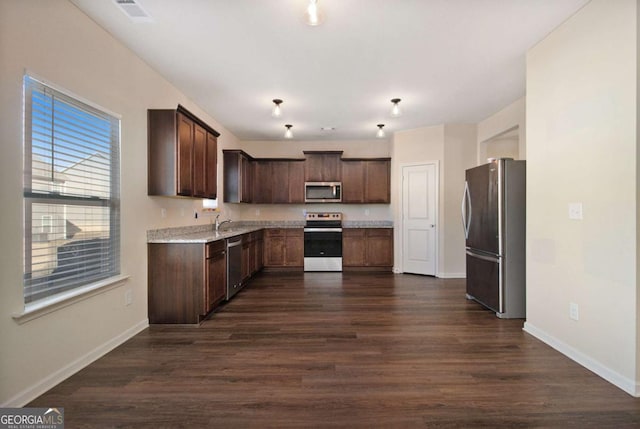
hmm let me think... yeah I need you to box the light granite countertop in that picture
[147,220,393,244]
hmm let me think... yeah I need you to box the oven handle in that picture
[303,228,343,233]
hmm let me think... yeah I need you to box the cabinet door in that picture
[365,229,394,266]
[284,229,304,267]
[271,161,290,203]
[253,161,273,203]
[365,160,390,203]
[264,229,286,266]
[205,133,217,199]
[289,161,305,203]
[304,153,342,181]
[341,161,365,203]
[241,154,253,203]
[242,240,251,282]
[176,113,194,196]
[256,236,264,271]
[207,249,226,309]
[192,123,207,197]
[342,229,366,266]
[304,154,324,182]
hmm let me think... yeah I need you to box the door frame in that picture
[398,161,439,276]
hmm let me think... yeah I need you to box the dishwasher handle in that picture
[226,237,242,248]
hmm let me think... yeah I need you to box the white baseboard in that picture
[437,272,466,279]
[2,319,149,407]
[523,321,639,397]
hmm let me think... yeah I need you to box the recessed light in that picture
[320,127,336,131]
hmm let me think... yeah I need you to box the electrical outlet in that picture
[568,203,583,220]
[569,302,579,321]
[125,289,133,306]
[256,208,260,216]
[364,209,370,216]
[160,208,167,218]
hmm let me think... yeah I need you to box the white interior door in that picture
[402,164,437,275]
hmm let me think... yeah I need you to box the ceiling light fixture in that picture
[271,99,283,117]
[390,98,402,117]
[305,0,323,26]
[376,124,385,138]
[284,124,294,139]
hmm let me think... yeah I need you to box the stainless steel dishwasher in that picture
[226,236,243,300]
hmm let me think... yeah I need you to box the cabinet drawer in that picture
[206,240,226,258]
[366,228,392,237]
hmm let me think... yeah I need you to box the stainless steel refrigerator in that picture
[461,158,526,318]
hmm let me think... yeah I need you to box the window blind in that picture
[23,75,121,304]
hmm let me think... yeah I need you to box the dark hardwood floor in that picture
[30,273,640,428]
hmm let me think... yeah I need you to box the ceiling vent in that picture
[113,0,153,23]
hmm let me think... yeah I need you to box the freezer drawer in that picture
[466,250,501,313]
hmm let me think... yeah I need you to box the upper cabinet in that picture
[222,150,390,204]
[341,158,391,204]
[223,150,253,203]
[148,106,219,199]
[223,150,305,204]
[304,151,342,182]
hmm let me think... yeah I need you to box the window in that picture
[23,75,120,304]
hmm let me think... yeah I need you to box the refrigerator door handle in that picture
[461,181,472,239]
[465,249,500,263]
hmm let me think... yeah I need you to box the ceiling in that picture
[69,0,589,141]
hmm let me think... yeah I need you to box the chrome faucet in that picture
[214,214,232,232]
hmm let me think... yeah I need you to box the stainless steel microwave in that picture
[304,182,342,203]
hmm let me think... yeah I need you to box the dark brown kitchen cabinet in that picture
[364,160,391,203]
[341,158,391,203]
[224,153,305,204]
[148,240,226,324]
[253,160,273,203]
[253,231,264,274]
[304,151,342,182]
[341,160,366,203]
[244,230,264,276]
[263,228,304,269]
[342,229,366,266]
[270,160,305,203]
[205,132,218,198]
[148,106,219,199]
[241,239,251,282]
[342,228,393,271]
[288,161,305,203]
[223,150,253,203]
[206,240,226,309]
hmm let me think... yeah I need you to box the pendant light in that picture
[305,0,323,26]
[284,124,293,139]
[390,98,402,117]
[376,124,385,138]
[271,99,283,117]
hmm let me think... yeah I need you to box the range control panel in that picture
[305,212,342,221]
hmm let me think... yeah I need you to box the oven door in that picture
[303,228,343,271]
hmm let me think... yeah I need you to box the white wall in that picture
[525,0,639,395]
[443,124,477,277]
[391,124,476,277]
[477,97,526,164]
[0,0,238,405]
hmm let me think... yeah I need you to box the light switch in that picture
[568,203,583,220]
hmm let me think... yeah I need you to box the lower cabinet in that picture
[206,240,227,309]
[242,230,264,281]
[148,240,227,324]
[263,228,304,269]
[342,228,393,271]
